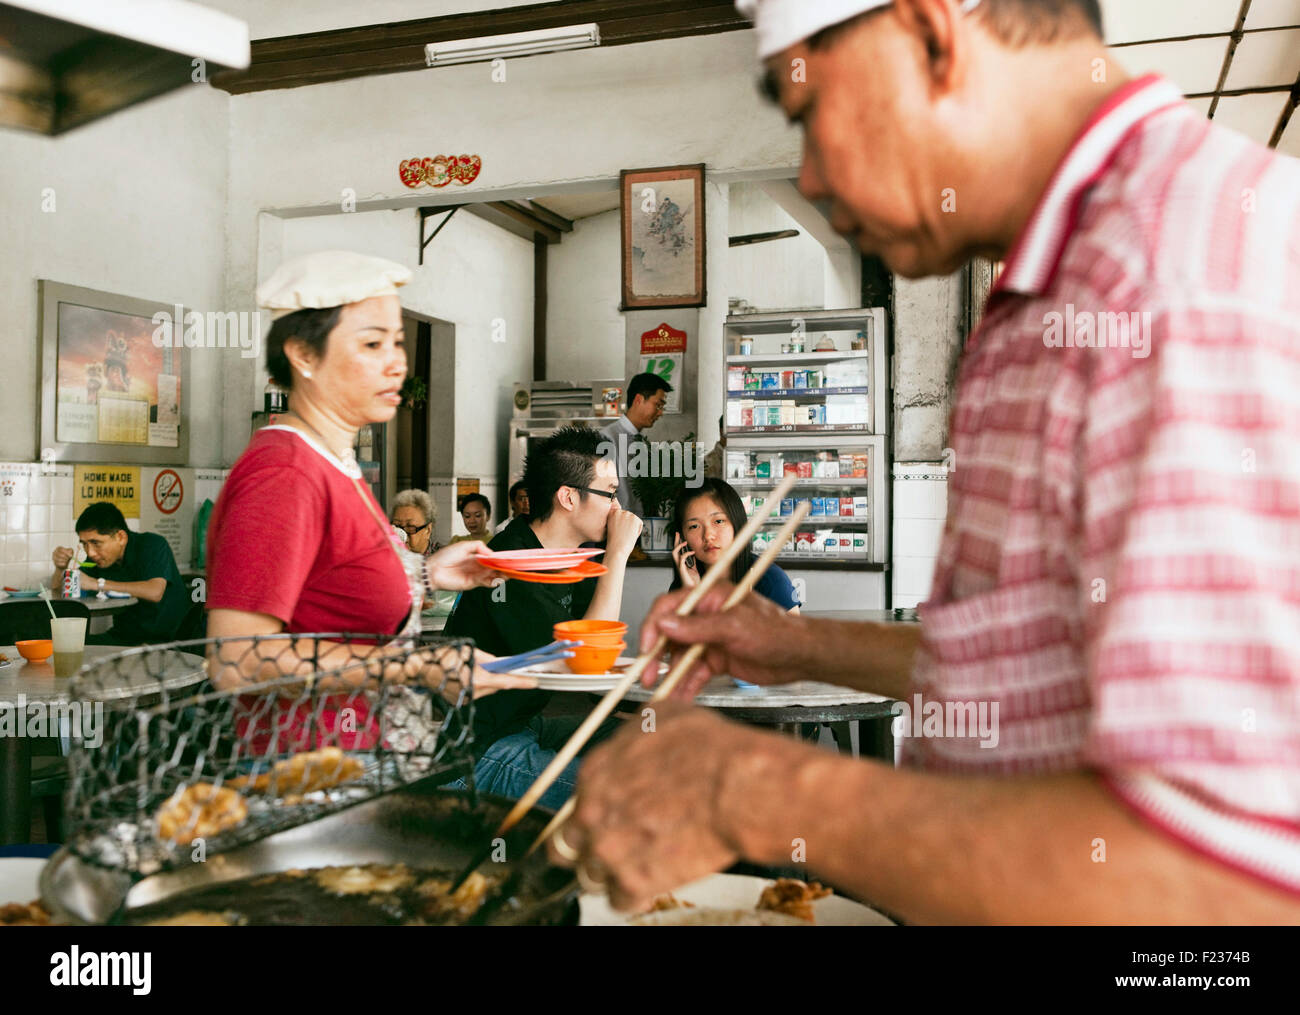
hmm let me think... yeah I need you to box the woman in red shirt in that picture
[206,251,534,752]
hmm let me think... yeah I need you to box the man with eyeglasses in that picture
[444,425,643,807]
[553,0,1300,923]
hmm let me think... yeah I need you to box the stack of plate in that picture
[477,548,606,584]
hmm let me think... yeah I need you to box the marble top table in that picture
[0,644,207,845]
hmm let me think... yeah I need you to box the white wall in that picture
[220,31,801,462]
[207,0,545,39]
[0,84,231,466]
[276,206,534,491]
[546,209,623,380]
[727,182,826,310]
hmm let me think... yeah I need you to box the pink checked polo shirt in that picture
[908,75,1300,896]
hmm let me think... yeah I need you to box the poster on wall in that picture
[74,465,140,519]
[39,281,190,465]
[638,322,686,414]
[141,466,195,566]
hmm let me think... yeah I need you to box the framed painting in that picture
[38,281,190,465]
[620,164,706,310]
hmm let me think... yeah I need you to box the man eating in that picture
[51,502,188,646]
[553,0,1300,923]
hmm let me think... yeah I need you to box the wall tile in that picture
[26,505,49,533]
[892,518,946,558]
[27,533,51,565]
[4,536,26,565]
[892,556,938,598]
[30,476,50,503]
[50,505,73,535]
[5,505,25,534]
[52,477,73,505]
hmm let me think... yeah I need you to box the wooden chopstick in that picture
[524,500,813,857]
[490,474,799,840]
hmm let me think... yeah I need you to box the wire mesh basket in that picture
[61,633,479,877]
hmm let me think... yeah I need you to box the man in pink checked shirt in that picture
[550,0,1300,923]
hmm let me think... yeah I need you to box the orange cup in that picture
[16,639,53,662]
[565,641,625,675]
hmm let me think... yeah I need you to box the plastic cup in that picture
[50,617,87,677]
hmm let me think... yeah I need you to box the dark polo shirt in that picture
[443,516,598,752]
[94,530,188,643]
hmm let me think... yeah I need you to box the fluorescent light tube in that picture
[425,23,600,67]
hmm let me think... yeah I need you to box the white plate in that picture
[507,655,667,692]
[0,858,46,907]
[580,872,895,926]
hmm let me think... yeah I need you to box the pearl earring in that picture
[302,370,312,378]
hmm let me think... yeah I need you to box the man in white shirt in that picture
[599,372,672,516]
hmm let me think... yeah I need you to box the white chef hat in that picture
[256,250,413,319]
[736,0,982,60]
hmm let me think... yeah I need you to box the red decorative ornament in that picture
[399,154,482,189]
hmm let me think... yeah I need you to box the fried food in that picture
[415,871,493,923]
[756,877,832,923]
[0,900,51,926]
[650,893,695,911]
[229,748,365,796]
[315,864,414,896]
[156,782,248,845]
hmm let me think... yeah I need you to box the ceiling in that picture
[199,0,1300,154]
[532,192,621,221]
[1100,0,1300,153]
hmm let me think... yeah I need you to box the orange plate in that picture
[486,560,608,584]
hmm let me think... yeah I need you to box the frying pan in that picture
[41,783,578,926]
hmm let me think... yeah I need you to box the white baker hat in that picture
[736,0,982,61]
[256,250,413,319]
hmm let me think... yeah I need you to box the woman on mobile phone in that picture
[668,477,799,612]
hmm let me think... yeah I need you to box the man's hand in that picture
[604,508,643,562]
[638,584,809,698]
[52,546,75,570]
[424,540,500,592]
[552,702,786,911]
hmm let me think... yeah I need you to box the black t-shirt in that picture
[444,516,597,751]
[96,530,188,642]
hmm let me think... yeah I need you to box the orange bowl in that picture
[565,641,625,675]
[554,619,627,649]
[15,639,53,662]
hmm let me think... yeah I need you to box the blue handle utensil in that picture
[481,639,580,673]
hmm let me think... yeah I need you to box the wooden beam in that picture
[212,0,747,94]
[534,235,548,381]
[463,202,562,244]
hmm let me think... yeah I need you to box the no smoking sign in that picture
[153,469,183,515]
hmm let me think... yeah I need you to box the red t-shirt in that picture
[207,427,411,753]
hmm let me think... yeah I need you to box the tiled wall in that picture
[0,463,76,590]
[891,462,949,609]
[0,461,229,589]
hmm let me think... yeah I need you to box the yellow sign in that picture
[74,465,141,519]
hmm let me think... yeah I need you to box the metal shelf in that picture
[727,386,867,399]
[726,350,869,366]
[761,517,870,526]
[728,424,872,435]
[730,477,870,488]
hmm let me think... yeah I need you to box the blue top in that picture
[753,564,799,610]
[671,562,799,610]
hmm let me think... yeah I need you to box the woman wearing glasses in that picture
[392,489,441,556]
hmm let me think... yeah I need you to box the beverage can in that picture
[62,565,81,598]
